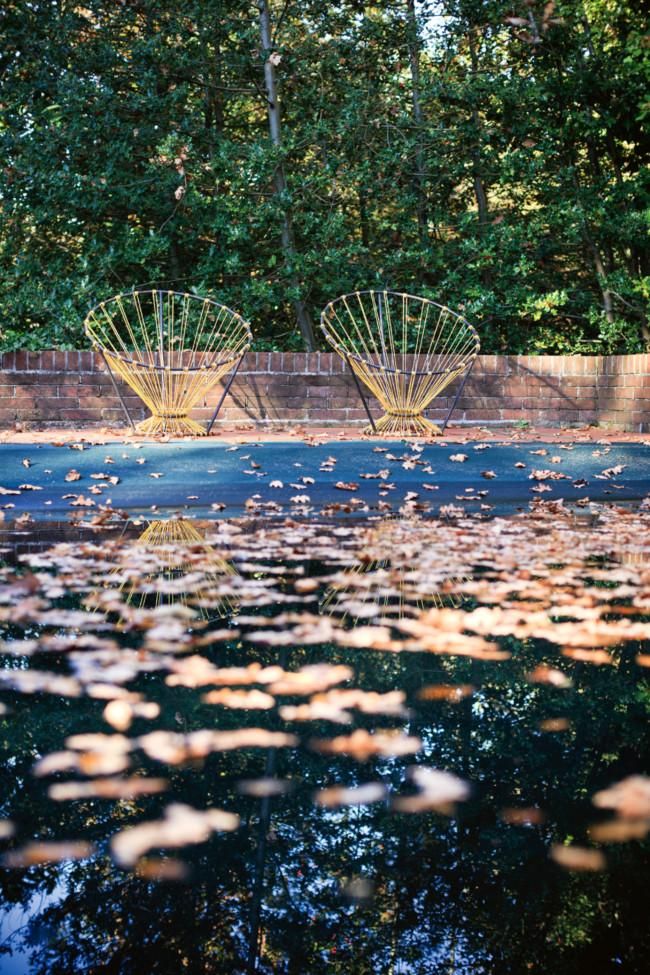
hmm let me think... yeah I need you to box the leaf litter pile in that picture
[1,496,650,970]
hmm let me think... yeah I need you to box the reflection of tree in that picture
[3,517,650,975]
[2,625,650,974]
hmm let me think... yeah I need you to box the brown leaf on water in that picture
[111,804,240,868]
[539,717,571,732]
[0,820,15,839]
[134,858,190,882]
[49,777,168,801]
[3,840,95,867]
[64,469,81,482]
[589,819,650,843]
[68,494,96,507]
[33,751,80,777]
[78,751,133,776]
[315,782,388,808]
[392,767,471,814]
[500,807,546,826]
[34,734,133,778]
[561,648,613,665]
[526,665,572,688]
[137,728,298,764]
[597,465,626,480]
[417,684,475,702]
[280,701,352,724]
[396,615,509,659]
[336,625,400,652]
[592,776,650,819]
[236,778,294,797]
[65,733,132,753]
[529,468,570,481]
[550,844,606,872]
[309,728,421,761]
[0,670,82,698]
[269,663,353,696]
[201,688,275,709]
[335,481,359,491]
[166,658,284,689]
[103,699,160,731]
[102,699,134,731]
[318,687,407,717]
[294,578,320,594]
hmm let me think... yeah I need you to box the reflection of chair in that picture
[320,518,469,622]
[320,290,480,436]
[84,289,252,435]
[110,518,238,620]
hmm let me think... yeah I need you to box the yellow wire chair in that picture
[320,290,480,436]
[84,289,252,435]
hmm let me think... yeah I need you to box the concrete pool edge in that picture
[2,424,650,447]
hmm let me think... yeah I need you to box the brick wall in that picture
[1,350,649,431]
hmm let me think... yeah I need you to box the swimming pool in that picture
[1,444,650,974]
[1,440,649,519]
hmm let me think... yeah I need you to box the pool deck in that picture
[1,424,649,446]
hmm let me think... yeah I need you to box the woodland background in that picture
[0,0,648,353]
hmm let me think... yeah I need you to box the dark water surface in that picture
[1,497,649,974]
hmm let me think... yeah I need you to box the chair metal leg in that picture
[100,349,136,430]
[206,354,244,434]
[345,354,377,433]
[440,358,475,433]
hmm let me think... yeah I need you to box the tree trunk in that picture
[205,35,224,133]
[258,0,316,351]
[579,215,615,323]
[358,187,370,249]
[406,0,428,247]
[467,29,490,228]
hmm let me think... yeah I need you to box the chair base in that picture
[136,414,207,437]
[365,412,442,437]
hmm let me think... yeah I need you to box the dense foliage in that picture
[0,0,648,353]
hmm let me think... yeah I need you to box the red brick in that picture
[1,350,649,428]
[14,372,70,386]
[58,409,103,421]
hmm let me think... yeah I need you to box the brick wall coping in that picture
[2,350,650,375]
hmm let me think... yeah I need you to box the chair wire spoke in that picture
[84,289,252,436]
[320,290,480,436]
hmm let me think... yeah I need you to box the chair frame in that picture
[321,290,480,436]
[85,288,252,436]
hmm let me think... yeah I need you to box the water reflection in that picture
[320,516,469,622]
[1,511,650,974]
[103,517,239,621]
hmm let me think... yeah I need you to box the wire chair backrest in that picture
[84,289,252,373]
[320,290,480,377]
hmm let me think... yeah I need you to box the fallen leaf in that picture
[550,844,606,872]
[111,804,240,867]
